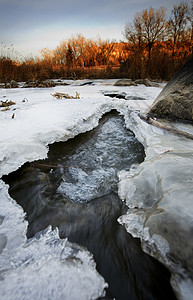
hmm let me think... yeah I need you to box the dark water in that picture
[3,111,176,300]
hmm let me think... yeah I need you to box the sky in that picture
[0,0,185,59]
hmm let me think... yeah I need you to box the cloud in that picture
[0,0,179,30]
[0,0,143,27]
[0,0,183,56]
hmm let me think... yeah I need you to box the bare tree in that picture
[167,1,189,59]
[189,1,193,40]
[125,7,167,60]
[53,41,68,65]
[187,1,193,53]
[124,12,143,54]
[40,48,54,66]
[124,7,167,75]
[0,58,15,86]
[124,15,144,78]
[141,7,167,63]
[66,44,74,68]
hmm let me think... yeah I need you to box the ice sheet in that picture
[0,179,107,300]
[4,80,193,299]
[118,111,193,300]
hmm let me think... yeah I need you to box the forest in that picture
[0,1,192,84]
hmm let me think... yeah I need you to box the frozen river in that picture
[0,79,193,299]
[3,111,175,299]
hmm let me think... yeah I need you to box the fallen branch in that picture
[51,92,80,99]
[31,163,67,169]
[140,114,193,141]
[31,162,87,169]
[1,107,10,111]
[0,100,16,107]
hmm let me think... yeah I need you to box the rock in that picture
[42,79,56,87]
[152,83,161,88]
[114,78,154,87]
[38,84,46,88]
[3,80,19,88]
[143,78,153,87]
[23,81,37,88]
[23,80,56,88]
[10,80,19,88]
[134,79,144,85]
[149,58,193,121]
[114,79,137,86]
[55,81,70,86]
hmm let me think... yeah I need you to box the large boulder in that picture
[42,79,56,87]
[23,80,56,88]
[114,79,137,86]
[143,78,153,87]
[114,78,158,87]
[149,58,193,121]
[10,80,19,88]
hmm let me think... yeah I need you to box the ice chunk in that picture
[0,226,107,300]
[118,111,193,299]
[0,181,107,300]
[58,166,116,202]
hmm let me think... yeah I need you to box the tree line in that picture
[0,1,192,85]
[123,1,193,79]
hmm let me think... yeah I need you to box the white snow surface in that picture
[1,79,193,300]
[0,81,160,176]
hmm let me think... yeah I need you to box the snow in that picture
[0,81,162,177]
[0,80,162,299]
[2,79,193,299]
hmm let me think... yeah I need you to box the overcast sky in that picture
[0,0,184,59]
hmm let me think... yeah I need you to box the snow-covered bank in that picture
[1,79,192,299]
[0,81,161,177]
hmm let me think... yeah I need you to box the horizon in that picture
[1,0,183,59]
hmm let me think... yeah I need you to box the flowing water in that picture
[3,111,176,300]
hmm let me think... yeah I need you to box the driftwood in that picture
[31,162,86,169]
[0,100,16,107]
[1,107,10,111]
[31,162,66,169]
[140,114,193,141]
[51,92,80,99]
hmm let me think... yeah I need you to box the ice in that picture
[57,114,141,203]
[118,111,193,299]
[0,180,107,299]
[58,166,116,202]
[0,226,107,300]
[1,79,192,299]
[0,80,161,299]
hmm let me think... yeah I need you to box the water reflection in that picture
[3,111,176,300]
